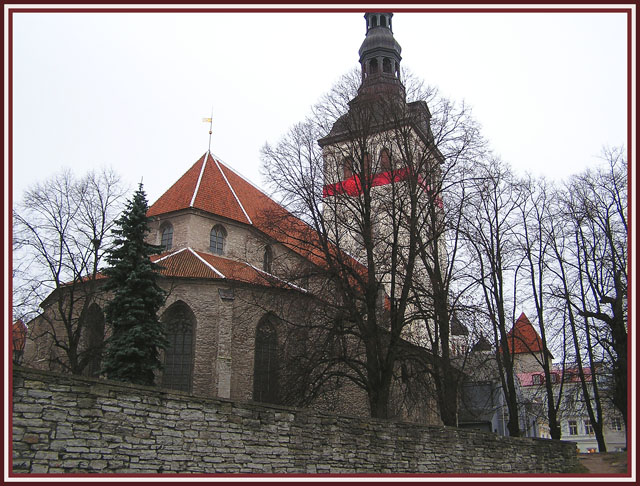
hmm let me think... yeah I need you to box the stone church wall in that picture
[12,366,577,475]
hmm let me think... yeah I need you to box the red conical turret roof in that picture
[506,313,546,354]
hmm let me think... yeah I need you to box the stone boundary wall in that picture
[11,367,577,475]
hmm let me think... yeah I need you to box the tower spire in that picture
[357,12,405,100]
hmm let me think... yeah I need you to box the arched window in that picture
[363,153,371,178]
[160,224,173,251]
[161,301,196,393]
[253,315,278,404]
[263,245,273,273]
[210,225,227,255]
[372,15,378,27]
[343,157,354,180]
[369,58,379,74]
[379,148,392,172]
[383,58,392,74]
[380,16,387,27]
[80,303,105,378]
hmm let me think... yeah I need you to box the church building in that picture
[23,13,444,425]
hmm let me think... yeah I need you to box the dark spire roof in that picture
[451,314,469,336]
[356,12,405,100]
[472,335,493,353]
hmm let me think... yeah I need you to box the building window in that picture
[611,417,623,431]
[568,420,578,436]
[532,374,543,385]
[263,245,273,273]
[383,57,392,73]
[160,224,173,251]
[363,153,371,178]
[550,373,559,384]
[584,419,594,435]
[379,148,392,172]
[343,157,354,180]
[253,316,279,404]
[161,301,195,393]
[401,363,409,383]
[80,303,105,378]
[210,225,227,255]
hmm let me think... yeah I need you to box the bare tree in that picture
[460,157,526,436]
[545,147,628,450]
[13,168,127,375]
[515,176,564,439]
[408,95,488,426]
[261,68,484,421]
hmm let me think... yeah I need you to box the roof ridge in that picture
[246,262,307,293]
[188,247,226,278]
[211,155,253,225]
[190,152,209,208]
[211,152,272,201]
[154,247,189,262]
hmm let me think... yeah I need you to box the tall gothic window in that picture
[363,153,371,178]
[210,225,227,255]
[343,157,354,180]
[161,301,195,393]
[263,245,273,273]
[253,315,279,404]
[160,224,173,251]
[80,303,105,378]
[379,148,392,172]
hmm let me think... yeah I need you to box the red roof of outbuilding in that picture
[506,313,545,354]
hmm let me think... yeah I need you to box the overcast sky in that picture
[10,8,628,205]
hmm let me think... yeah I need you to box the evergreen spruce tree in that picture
[101,183,167,385]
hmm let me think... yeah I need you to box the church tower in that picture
[318,12,444,312]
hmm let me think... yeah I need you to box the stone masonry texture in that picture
[12,367,578,475]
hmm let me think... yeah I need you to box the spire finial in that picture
[202,108,213,153]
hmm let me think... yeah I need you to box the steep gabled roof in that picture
[506,313,545,355]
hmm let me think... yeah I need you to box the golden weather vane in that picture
[202,109,213,153]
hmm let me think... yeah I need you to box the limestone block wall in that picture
[12,367,577,475]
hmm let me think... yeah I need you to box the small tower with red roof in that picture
[506,312,552,373]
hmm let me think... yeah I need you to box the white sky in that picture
[10,7,629,206]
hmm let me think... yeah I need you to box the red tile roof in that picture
[151,248,302,289]
[147,151,363,274]
[506,313,545,354]
[147,153,251,224]
[518,366,595,386]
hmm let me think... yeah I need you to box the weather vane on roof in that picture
[202,108,213,153]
